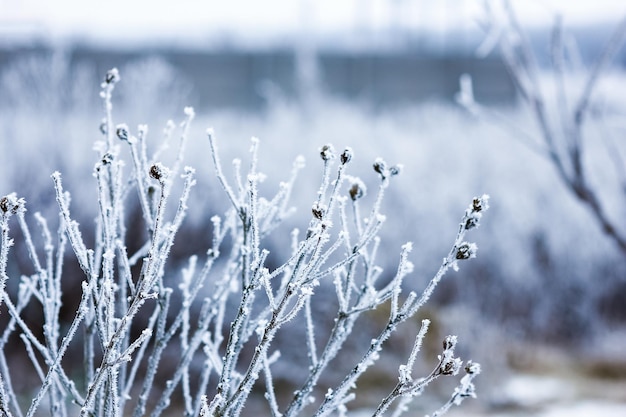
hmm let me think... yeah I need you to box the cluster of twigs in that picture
[458,0,626,255]
[0,68,488,417]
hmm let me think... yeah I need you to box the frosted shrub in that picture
[0,69,489,417]
[458,0,626,256]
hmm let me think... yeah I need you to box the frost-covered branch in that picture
[460,0,626,255]
[0,68,489,417]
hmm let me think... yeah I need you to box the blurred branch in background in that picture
[457,0,626,256]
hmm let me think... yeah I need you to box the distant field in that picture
[0,46,516,110]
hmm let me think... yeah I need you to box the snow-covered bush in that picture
[452,1,626,348]
[458,0,626,256]
[0,69,488,416]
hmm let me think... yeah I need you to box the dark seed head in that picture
[0,197,8,213]
[340,147,353,165]
[104,68,120,85]
[116,124,129,141]
[349,180,366,201]
[373,158,386,177]
[149,163,169,182]
[443,335,457,350]
[455,242,477,260]
[101,153,114,165]
[320,145,335,161]
[312,203,325,220]
[0,194,23,215]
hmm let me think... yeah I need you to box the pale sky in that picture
[1,0,625,47]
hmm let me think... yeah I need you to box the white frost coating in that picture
[0,68,489,417]
[183,107,195,117]
[294,155,306,168]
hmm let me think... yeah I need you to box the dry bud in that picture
[340,147,353,164]
[373,158,401,181]
[0,194,24,215]
[104,68,120,85]
[465,361,481,375]
[312,202,326,220]
[472,194,490,213]
[320,145,335,161]
[464,195,489,230]
[0,196,11,213]
[440,357,462,376]
[464,212,482,230]
[101,153,114,165]
[373,158,387,178]
[439,336,462,376]
[389,164,402,177]
[455,242,477,260]
[116,124,129,141]
[443,335,458,351]
[149,163,170,182]
[348,178,366,201]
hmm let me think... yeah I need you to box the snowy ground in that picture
[446,373,626,417]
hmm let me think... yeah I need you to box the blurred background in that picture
[1,0,626,416]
